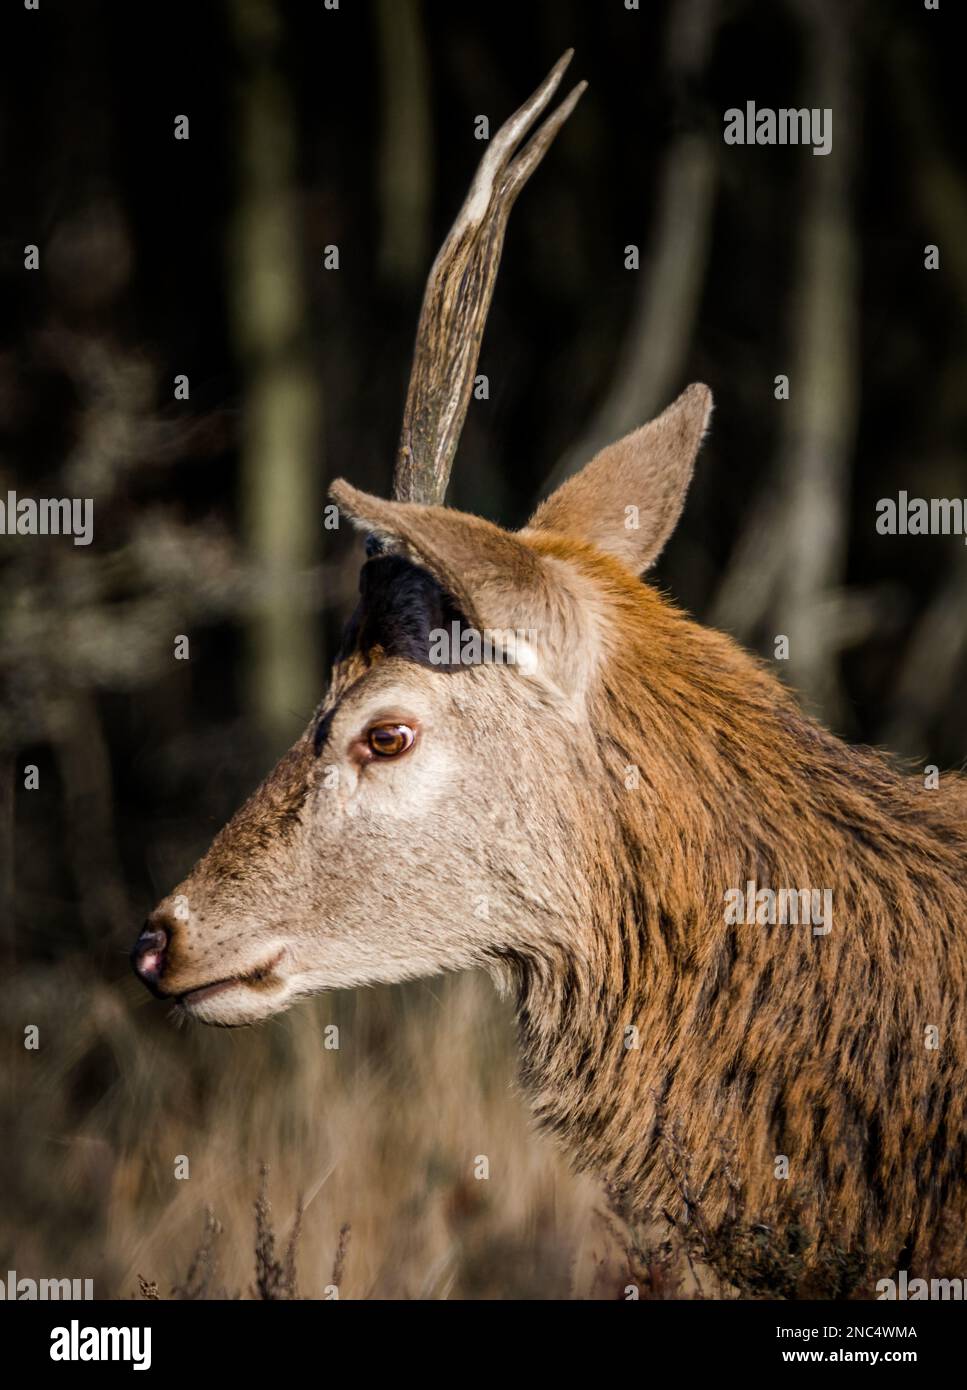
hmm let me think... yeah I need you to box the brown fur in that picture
[508,532,967,1269]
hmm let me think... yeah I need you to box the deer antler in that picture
[393,50,587,506]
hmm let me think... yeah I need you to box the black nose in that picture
[131,919,171,995]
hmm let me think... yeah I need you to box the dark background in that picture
[0,0,964,1298]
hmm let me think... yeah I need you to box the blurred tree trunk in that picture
[775,1,859,720]
[878,32,967,755]
[229,0,321,749]
[889,31,967,318]
[547,0,721,490]
[0,757,12,965]
[712,0,860,727]
[376,0,432,291]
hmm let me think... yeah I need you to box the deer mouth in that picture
[175,948,287,1009]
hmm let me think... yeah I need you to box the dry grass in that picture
[1,960,628,1299]
[1,956,887,1299]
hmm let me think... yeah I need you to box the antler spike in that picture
[393,51,587,505]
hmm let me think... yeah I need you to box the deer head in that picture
[131,52,711,1026]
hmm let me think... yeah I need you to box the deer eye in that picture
[366,722,415,758]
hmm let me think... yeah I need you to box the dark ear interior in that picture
[337,554,472,670]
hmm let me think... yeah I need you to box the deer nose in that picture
[131,918,172,994]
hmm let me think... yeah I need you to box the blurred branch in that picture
[45,690,130,945]
[879,560,967,759]
[32,328,231,496]
[0,513,355,749]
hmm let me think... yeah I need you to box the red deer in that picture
[132,53,967,1280]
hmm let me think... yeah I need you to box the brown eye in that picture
[366,722,415,758]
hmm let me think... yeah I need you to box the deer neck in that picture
[501,595,964,1222]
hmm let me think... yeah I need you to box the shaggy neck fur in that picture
[509,543,967,1273]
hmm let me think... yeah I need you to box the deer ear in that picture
[329,481,595,701]
[527,383,712,573]
[329,481,553,633]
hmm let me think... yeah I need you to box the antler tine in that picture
[393,50,587,506]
